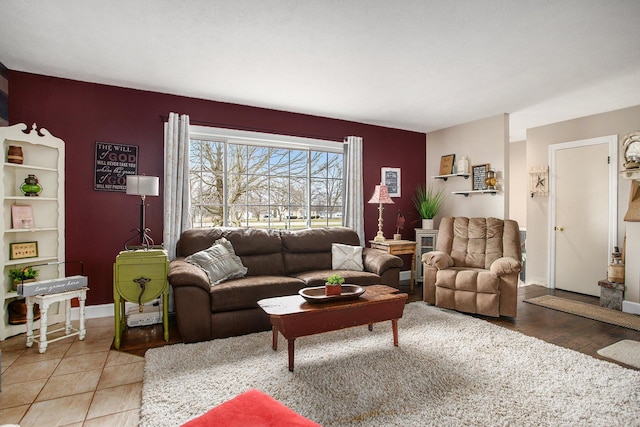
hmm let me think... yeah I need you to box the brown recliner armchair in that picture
[422,217,522,317]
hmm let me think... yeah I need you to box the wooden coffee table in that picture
[257,285,407,371]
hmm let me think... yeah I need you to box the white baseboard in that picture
[622,300,640,315]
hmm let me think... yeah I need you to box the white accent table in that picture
[25,287,88,353]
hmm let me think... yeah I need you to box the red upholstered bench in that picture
[181,388,321,427]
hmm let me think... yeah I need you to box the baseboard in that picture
[622,300,640,315]
[69,298,168,321]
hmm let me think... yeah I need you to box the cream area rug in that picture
[141,303,640,427]
[598,340,640,369]
[525,294,640,331]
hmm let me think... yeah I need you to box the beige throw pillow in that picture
[185,238,248,285]
[331,243,364,271]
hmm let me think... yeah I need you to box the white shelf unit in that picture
[1,123,65,340]
[452,189,498,197]
[414,228,438,283]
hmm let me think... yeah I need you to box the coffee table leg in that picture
[288,338,295,372]
[392,319,399,346]
[272,326,278,350]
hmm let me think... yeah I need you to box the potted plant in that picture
[9,266,39,291]
[412,184,445,229]
[325,273,345,296]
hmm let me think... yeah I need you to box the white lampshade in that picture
[126,175,159,197]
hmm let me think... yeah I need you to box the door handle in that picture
[554,226,564,231]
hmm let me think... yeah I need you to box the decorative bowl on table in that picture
[298,284,365,304]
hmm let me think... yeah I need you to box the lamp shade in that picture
[126,175,159,197]
[368,184,394,204]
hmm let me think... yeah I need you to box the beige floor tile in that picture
[14,340,72,365]
[2,358,60,385]
[86,382,142,420]
[86,317,115,330]
[0,348,24,371]
[54,351,108,376]
[82,408,139,427]
[65,334,113,357]
[105,350,143,367]
[0,403,29,424]
[0,335,28,351]
[97,360,144,390]
[20,391,93,427]
[37,369,102,401]
[0,379,46,409]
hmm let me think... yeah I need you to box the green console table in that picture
[113,249,169,349]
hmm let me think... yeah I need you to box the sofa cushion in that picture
[331,243,364,271]
[185,238,248,285]
[434,267,500,294]
[291,269,382,287]
[210,275,306,312]
[281,227,361,274]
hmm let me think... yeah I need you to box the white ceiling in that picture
[1,1,639,142]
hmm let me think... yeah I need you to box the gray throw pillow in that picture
[331,243,364,271]
[185,237,248,285]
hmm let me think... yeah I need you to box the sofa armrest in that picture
[490,257,522,276]
[422,251,454,270]
[362,247,403,276]
[168,258,211,292]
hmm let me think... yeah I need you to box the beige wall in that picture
[508,140,527,227]
[525,104,640,288]
[426,114,509,226]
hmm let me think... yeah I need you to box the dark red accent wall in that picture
[8,71,426,306]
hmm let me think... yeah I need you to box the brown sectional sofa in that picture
[168,226,403,343]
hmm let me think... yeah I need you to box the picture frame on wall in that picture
[9,241,38,260]
[472,164,490,191]
[439,154,456,175]
[381,167,401,197]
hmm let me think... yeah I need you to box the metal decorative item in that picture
[20,174,42,197]
[623,131,640,169]
[529,165,549,197]
[484,169,497,190]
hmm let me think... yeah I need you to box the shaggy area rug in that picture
[141,303,640,427]
[525,295,640,331]
[598,340,640,369]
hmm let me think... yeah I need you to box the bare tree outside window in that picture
[190,138,343,229]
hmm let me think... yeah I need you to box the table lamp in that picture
[125,175,159,249]
[368,183,394,242]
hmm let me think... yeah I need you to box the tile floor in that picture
[0,317,142,426]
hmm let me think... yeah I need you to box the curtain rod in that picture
[158,115,343,143]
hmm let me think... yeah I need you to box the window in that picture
[189,126,343,230]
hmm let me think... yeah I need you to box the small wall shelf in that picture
[621,169,640,180]
[452,189,498,197]
[433,173,470,181]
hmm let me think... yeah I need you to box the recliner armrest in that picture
[490,257,521,276]
[422,251,454,270]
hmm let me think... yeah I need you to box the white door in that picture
[550,136,617,296]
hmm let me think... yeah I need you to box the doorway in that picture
[549,135,617,296]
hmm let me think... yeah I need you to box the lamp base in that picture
[373,232,386,242]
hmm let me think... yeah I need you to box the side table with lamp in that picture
[113,175,169,349]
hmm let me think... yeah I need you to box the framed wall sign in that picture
[94,142,138,192]
[472,164,489,191]
[381,167,401,197]
[10,241,38,260]
[439,154,455,175]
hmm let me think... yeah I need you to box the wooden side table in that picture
[113,249,169,349]
[369,239,416,292]
[26,287,88,353]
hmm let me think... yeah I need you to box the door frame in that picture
[547,135,618,289]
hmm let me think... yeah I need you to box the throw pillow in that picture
[185,238,248,285]
[331,243,364,271]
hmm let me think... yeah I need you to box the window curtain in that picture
[163,112,192,260]
[343,136,365,245]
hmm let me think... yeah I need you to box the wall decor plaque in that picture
[94,142,138,192]
[10,241,38,260]
[472,164,489,191]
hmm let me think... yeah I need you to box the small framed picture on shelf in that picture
[472,164,490,191]
[11,204,34,229]
[439,154,456,175]
[381,167,401,197]
[9,241,38,260]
